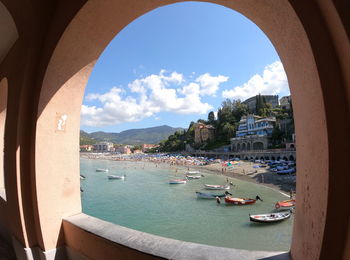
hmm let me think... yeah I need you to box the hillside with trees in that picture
[157,95,295,152]
[80,125,184,145]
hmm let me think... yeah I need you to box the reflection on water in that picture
[80,158,292,251]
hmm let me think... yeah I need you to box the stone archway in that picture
[242,143,246,151]
[4,0,344,259]
[232,144,236,152]
[253,142,264,150]
[247,142,251,150]
[289,155,295,161]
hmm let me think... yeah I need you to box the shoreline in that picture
[80,153,296,195]
[189,163,295,195]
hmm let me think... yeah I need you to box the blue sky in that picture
[81,2,290,133]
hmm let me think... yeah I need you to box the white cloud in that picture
[81,70,227,127]
[222,61,289,101]
[196,73,229,96]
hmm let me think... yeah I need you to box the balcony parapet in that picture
[63,213,290,260]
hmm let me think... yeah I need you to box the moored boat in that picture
[169,179,187,184]
[196,191,231,199]
[108,174,125,180]
[204,184,230,190]
[225,196,256,205]
[275,199,295,210]
[96,168,109,172]
[80,174,86,180]
[249,211,292,223]
[186,175,202,179]
[186,170,200,175]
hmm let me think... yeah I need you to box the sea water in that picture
[80,158,292,251]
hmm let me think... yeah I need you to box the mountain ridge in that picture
[80,125,185,145]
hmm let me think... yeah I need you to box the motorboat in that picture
[196,191,231,199]
[96,168,109,172]
[275,199,295,210]
[249,211,292,223]
[186,175,202,179]
[225,196,256,205]
[80,174,86,180]
[108,174,125,180]
[204,184,230,190]
[169,179,187,184]
[186,170,200,175]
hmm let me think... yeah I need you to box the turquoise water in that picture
[80,158,292,251]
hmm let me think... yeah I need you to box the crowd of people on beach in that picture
[81,152,296,193]
[82,153,220,167]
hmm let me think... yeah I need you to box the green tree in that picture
[222,122,235,140]
[270,125,284,147]
[207,111,216,124]
[197,119,207,124]
[232,100,248,122]
[217,99,235,125]
[255,94,274,117]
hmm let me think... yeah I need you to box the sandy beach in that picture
[192,162,296,195]
[80,153,296,194]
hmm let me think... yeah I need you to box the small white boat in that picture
[96,168,109,172]
[204,184,230,190]
[169,179,187,184]
[249,211,292,223]
[186,171,200,175]
[186,175,202,179]
[80,174,86,180]
[108,174,125,180]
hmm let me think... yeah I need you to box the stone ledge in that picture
[64,213,290,260]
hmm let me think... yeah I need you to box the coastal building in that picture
[242,95,279,112]
[80,145,93,152]
[236,115,276,137]
[230,135,269,151]
[141,144,158,152]
[115,145,131,154]
[194,123,215,144]
[93,142,114,152]
[279,95,292,110]
[285,142,296,150]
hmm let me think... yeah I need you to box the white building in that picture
[236,115,275,137]
[93,142,114,152]
[279,95,292,110]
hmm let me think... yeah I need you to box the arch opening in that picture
[252,142,264,150]
[32,0,336,256]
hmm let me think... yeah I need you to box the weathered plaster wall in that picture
[0,0,348,259]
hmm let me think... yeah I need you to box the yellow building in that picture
[194,123,215,144]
